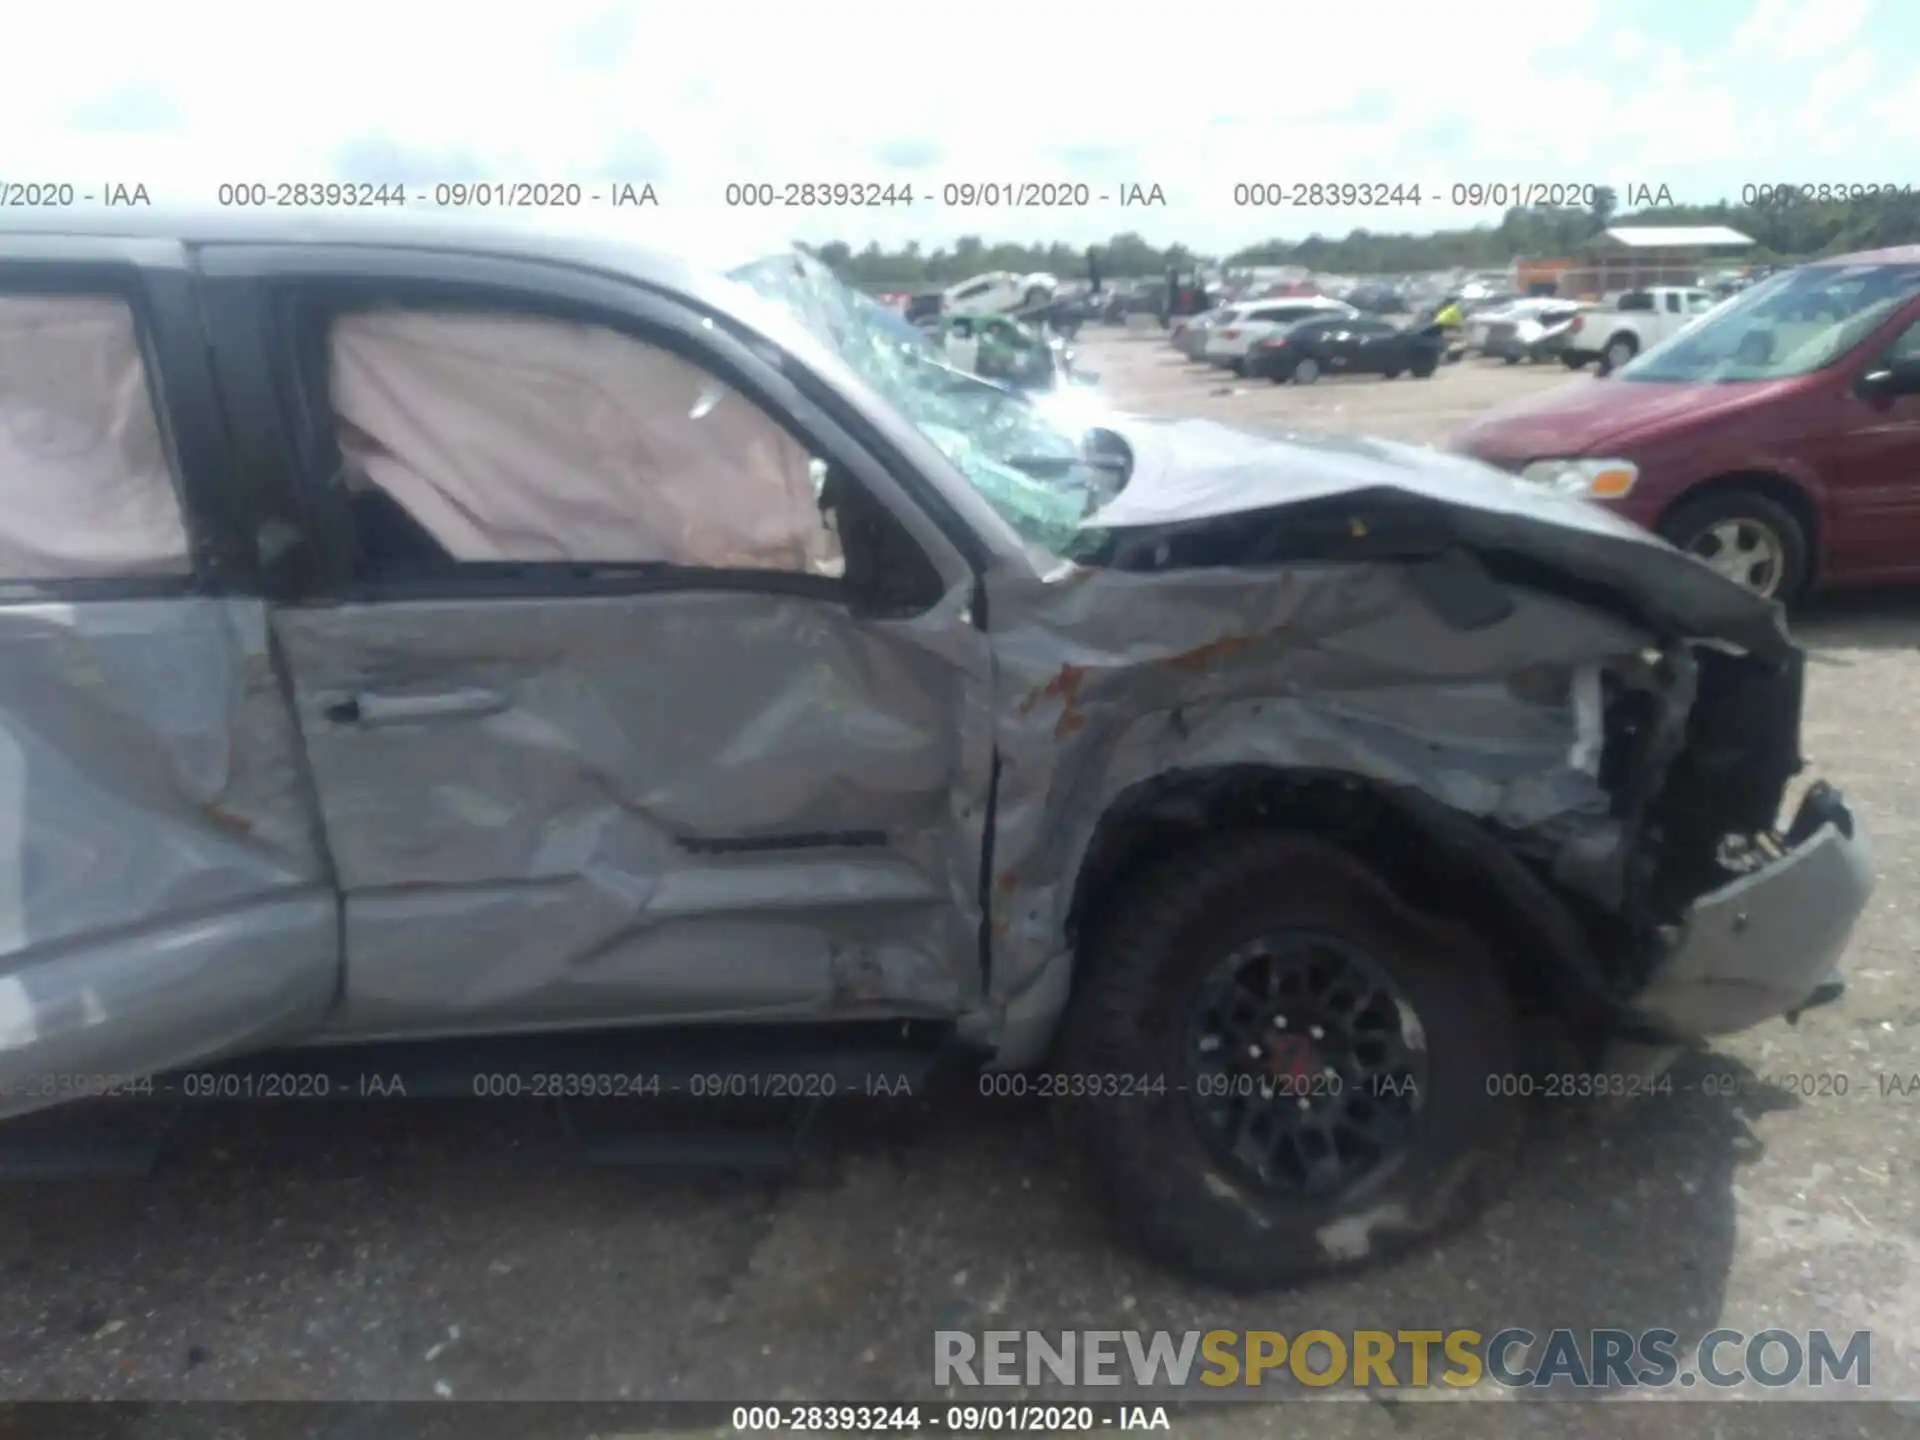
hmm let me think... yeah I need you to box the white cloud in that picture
[1731,0,1878,60]
[0,0,1915,256]
[1794,50,1880,155]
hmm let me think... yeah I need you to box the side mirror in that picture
[1856,357,1920,400]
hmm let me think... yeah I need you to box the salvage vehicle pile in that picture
[0,211,1874,1291]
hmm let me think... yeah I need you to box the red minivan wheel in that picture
[1659,489,1810,605]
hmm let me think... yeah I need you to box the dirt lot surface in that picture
[3,329,1918,1437]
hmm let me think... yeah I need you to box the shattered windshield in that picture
[728,251,1105,557]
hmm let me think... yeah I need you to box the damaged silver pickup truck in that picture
[0,212,1873,1290]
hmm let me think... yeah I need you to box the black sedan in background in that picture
[1246,316,1445,384]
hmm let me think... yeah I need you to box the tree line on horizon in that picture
[812,187,1920,287]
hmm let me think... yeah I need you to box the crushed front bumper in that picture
[1629,784,1873,1038]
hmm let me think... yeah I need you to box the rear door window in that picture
[0,294,190,578]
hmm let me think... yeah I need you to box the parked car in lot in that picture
[942,269,1058,316]
[1103,279,1165,327]
[1562,286,1719,373]
[1454,249,1920,604]
[1459,295,1527,356]
[1203,298,1359,372]
[0,209,1873,1292]
[1480,300,1590,365]
[1169,308,1228,360]
[1346,284,1411,315]
[1246,315,1445,383]
[922,312,1075,390]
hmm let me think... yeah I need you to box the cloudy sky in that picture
[4,0,1915,255]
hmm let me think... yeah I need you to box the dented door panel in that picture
[272,585,991,1038]
[0,598,339,1112]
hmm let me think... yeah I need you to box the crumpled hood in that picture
[1082,417,1789,661]
[1454,376,1801,461]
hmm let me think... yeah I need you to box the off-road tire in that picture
[1658,488,1811,606]
[1411,358,1437,379]
[1382,367,1404,380]
[1057,832,1520,1291]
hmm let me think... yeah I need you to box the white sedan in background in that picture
[1203,298,1358,372]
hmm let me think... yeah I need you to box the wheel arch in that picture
[1063,765,1624,1045]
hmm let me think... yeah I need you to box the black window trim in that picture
[0,253,244,601]
[192,245,972,612]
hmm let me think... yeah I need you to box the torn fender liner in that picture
[1084,420,1790,662]
[979,559,1657,1062]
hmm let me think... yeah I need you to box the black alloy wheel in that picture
[1183,931,1428,1198]
[1057,832,1520,1290]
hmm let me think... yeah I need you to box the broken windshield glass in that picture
[728,251,1103,557]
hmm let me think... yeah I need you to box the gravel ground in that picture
[3,330,1918,1438]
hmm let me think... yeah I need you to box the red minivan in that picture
[1453,247,1920,603]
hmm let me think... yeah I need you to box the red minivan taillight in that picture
[1222,328,1240,339]
[1569,315,1584,333]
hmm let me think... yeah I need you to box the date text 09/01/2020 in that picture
[730,1404,1171,1434]
[212,182,660,209]
[976,1070,1920,1102]
[1228,181,1918,208]
[720,182,1167,208]
[1229,182,1605,208]
[0,1069,922,1103]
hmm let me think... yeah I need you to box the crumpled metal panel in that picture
[0,598,338,1110]
[978,560,1655,1058]
[271,584,991,1035]
[1087,420,1789,661]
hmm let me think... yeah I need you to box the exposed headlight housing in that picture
[1520,457,1639,499]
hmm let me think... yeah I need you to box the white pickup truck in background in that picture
[1563,285,1719,373]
